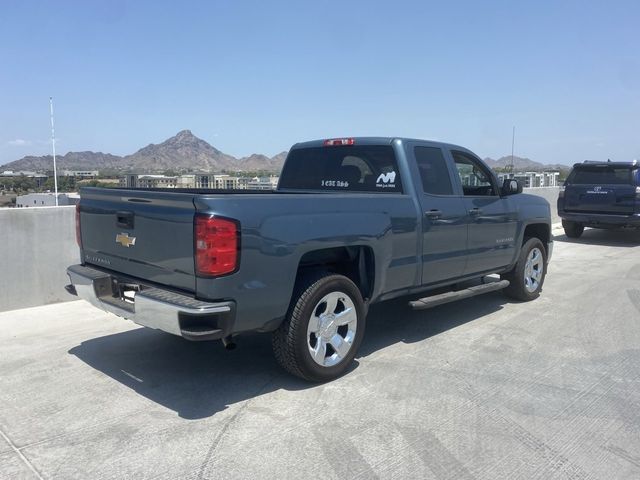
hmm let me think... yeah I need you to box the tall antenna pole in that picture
[510,125,516,174]
[49,97,59,206]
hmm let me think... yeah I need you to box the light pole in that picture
[49,97,59,206]
[510,125,516,174]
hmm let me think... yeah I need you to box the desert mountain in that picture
[1,130,287,174]
[484,155,568,173]
[122,130,237,171]
[2,131,567,174]
[237,152,289,172]
[2,152,124,172]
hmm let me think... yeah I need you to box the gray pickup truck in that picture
[67,137,553,381]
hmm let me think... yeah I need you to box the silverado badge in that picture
[115,232,136,248]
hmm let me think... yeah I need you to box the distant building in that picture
[1,171,48,188]
[62,170,99,178]
[497,171,560,188]
[216,175,245,189]
[193,174,246,189]
[136,175,178,189]
[119,174,178,188]
[247,175,279,190]
[119,173,280,190]
[177,175,196,188]
[16,192,80,208]
[194,174,218,189]
[2,170,38,176]
[120,174,138,188]
[237,176,252,189]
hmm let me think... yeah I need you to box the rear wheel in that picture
[272,273,366,382]
[563,220,584,238]
[502,237,547,301]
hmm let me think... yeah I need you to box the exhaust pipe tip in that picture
[221,336,236,350]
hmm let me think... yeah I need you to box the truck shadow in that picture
[360,292,506,357]
[554,228,640,247]
[69,292,508,420]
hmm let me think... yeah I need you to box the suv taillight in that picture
[75,204,82,248]
[194,214,239,277]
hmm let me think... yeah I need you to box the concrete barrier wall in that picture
[0,206,79,313]
[523,187,560,224]
[0,188,561,313]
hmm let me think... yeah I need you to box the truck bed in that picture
[78,186,420,333]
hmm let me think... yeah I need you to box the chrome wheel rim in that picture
[524,247,543,293]
[307,291,358,367]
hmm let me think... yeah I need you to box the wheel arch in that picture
[522,222,551,254]
[293,246,375,302]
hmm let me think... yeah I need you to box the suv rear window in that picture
[568,166,636,185]
[278,145,403,193]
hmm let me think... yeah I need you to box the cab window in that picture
[279,145,403,193]
[414,146,454,195]
[451,150,497,196]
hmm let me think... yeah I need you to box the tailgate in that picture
[79,188,197,292]
[564,184,637,214]
[564,165,638,215]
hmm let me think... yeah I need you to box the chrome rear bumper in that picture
[66,264,235,341]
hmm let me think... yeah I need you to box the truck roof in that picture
[290,137,468,152]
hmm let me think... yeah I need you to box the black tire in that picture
[502,237,547,301]
[272,273,366,382]
[563,220,584,238]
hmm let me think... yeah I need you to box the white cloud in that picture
[7,139,31,147]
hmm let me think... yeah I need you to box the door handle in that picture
[425,209,442,219]
[469,208,483,216]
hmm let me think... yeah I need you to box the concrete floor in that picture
[1,226,639,479]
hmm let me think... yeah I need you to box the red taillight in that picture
[323,138,355,146]
[194,214,239,277]
[75,204,82,248]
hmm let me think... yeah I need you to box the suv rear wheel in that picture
[272,273,366,382]
[562,220,584,238]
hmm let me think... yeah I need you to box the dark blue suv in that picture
[558,160,640,238]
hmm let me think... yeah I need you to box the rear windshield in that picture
[278,145,403,193]
[568,166,636,185]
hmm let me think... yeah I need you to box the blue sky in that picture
[1,0,638,166]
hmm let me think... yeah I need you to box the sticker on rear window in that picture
[376,171,397,188]
[321,180,350,188]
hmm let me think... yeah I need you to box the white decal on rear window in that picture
[321,180,350,188]
[376,171,396,188]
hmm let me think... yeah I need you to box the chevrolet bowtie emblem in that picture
[115,232,136,248]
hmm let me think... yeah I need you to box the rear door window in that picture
[279,145,403,193]
[414,146,454,195]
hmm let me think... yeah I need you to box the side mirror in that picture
[501,178,523,196]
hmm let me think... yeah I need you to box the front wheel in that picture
[272,273,366,382]
[502,237,547,301]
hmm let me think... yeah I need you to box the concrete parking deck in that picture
[1,226,639,479]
